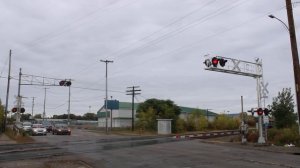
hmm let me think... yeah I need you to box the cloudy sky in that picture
[0,0,299,117]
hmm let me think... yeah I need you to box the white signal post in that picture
[204,56,266,144]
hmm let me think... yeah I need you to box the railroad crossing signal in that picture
[59,80,72,86]
[263,108,271,116]
[248,108,271,116]
[204,56,228,68]
[11,107,25,113]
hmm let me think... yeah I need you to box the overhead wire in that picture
[110,1,287,77]
[111,0,247,61]
[106,0,217,59]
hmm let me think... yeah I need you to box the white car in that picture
[31,124,47,136]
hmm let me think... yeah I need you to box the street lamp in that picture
[268,15,289,32]
[269,0,300,134]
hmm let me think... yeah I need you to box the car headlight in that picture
[58,129,61,132]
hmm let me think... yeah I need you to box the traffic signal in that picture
[263,108,271,116]
[247,108,254,116]
[59,80,66,86]
[257,108,263,116]
[21,108,25,113]
[11,107,25,113]
[204,57,227,68]
[211,57,219,67]
[65,81,71,86]
[12,107,17,113]
[59,80,71,86]
[219,58,227,67]
[203,59,212,67]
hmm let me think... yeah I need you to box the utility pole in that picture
[31,97,35,118]
[3,50,12,132]
[67,82,71,126]
[43,88,49,121]
[286,0,300,134]
[126,86,141,131]
[100,59,113,134]
[110,96,113,130]
[16,68,22,123]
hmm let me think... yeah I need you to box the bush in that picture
[211,114,240,130]
[267,126,300,146]
[246,129,258,143]
[175,118,186,133]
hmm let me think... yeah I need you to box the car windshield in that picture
[22,122,31,126]
[32,124,44,128]
[56,125,68,128]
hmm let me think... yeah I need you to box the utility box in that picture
[157,119,172,135]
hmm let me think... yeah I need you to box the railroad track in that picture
[172,130,240,139]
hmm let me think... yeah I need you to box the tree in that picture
[136,99,181,132]
[34,114,42,119]
[271,88,297,129]
[83,113,97,120]
[21,113,31,121]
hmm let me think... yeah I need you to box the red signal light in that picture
[59,80,66,86]
[257,108,263,115]
[12,108,17,113]
[211,57,219,67]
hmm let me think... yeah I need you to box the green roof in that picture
[119,102,139,110]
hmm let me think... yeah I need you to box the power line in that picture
[112,0,248,61]
[107,0,216,59]
[109,3,286,77]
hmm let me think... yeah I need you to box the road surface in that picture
[0,128,300,168]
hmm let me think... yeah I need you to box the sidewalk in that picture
[0,133,16,145]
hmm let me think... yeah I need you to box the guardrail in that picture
[173,130,240,139]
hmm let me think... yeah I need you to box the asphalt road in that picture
[1,129,300,168]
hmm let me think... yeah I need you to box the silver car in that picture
[22,122,32,132]
[31,124,47,136]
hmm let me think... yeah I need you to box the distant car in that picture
[41,121,53,133]
[31,124,47,136]
[46,125,53,132]
[22,122,32,133]
[52,124,71,135]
